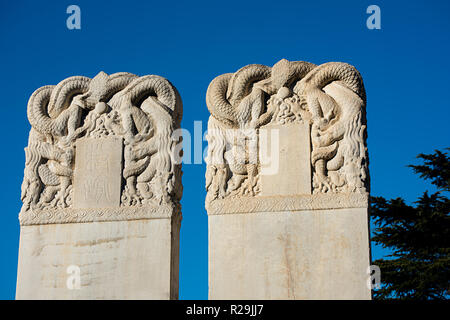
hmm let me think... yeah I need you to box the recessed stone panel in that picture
[259,123,311,196]
[73,137,123,209]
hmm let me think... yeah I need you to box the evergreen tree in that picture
[371,149,450,300]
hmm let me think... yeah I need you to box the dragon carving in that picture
[21,71,182,214]
[205,59,368,203]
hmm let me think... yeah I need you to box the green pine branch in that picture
[371,148,450,300]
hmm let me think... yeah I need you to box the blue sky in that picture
[0,0,449,300]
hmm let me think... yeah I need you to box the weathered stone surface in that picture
[209,208,371,300]
[205,59,371,299]
[73,137,123,209]
[17,72,183,300]
[16,217,180,299]
[207,192,368,215]
[259,123,311,196]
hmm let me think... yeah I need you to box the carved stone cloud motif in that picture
[20,72,182,225]
[205,59,369,213]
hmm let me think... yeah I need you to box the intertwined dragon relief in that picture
[20,71,182,223]
[205,59,369,207]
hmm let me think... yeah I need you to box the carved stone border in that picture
[206,193,369,215]
[19,204,181,226]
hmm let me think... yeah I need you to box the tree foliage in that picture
[371,149,450,300]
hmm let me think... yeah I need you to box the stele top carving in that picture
[205,59,369,213]
[20,72,182,225]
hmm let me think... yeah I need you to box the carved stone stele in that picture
[205,59,371,299]
[16,72,182,299]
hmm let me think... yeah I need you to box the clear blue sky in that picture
[0,0,449,300]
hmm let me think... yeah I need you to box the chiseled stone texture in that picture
[259,123,311,196]
[209,208,371,300]
[205,59,371,299]
[17,72,182,300]
[73,137,123,209]
[16,218,180,299]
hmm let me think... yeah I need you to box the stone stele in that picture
[205,59,371,299]
[17,72,182,299]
